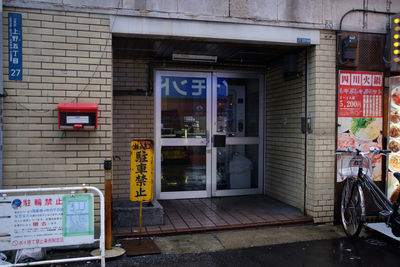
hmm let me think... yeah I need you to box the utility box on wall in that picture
[338,32,359,67]
[58,103,98,130]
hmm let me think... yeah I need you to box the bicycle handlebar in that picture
[336,147,391,155]
[336,149,351,153]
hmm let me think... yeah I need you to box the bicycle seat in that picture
[393,172,400,183]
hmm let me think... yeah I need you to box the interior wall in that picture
[265,51,306,210]
[113,58,153,199]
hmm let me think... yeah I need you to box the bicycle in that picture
[336,147,400,238]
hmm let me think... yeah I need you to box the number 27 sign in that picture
[8,13,22,80]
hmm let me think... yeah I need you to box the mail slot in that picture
[58,102,98,130]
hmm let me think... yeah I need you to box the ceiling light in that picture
[172,53,217,63]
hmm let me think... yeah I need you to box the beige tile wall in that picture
[265,32,337,223]
[265,52,306,211]
[112,58,153,199]
[2,8,112,193]
[306,31,337,223]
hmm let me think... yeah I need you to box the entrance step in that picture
[112,195,313,237]
[112,199,164,228]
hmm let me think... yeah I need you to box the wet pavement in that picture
[60,225,400,267]
[100,237,400,267]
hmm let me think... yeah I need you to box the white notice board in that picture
[0,194,94,251]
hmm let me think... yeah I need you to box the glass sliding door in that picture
[212,73,264,196]
[155,71,263,199]
[155,71,212,199]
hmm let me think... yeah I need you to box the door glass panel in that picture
[217,77,259,137]
[157,72,262,198]
[217,145,258,190]
[161,76,207,138]
[161,146,206,192]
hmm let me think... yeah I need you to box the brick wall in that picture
[2,8,112,192]
[113,58,149,93]
[265,53,306,211]
[306,31,336,223]
[112,58,153,199]
[265,32,336,223]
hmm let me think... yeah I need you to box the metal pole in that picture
[98,186,106,267]
[104,160,112,250]
[139,201,143,245]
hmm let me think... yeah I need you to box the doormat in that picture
[121,238,161,256]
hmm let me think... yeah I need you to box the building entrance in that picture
[155,71,264,199]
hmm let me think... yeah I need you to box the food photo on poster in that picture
[336,70,383,182]
[337,117,382,182]
[388,79,400,200]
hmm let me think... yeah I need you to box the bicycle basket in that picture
[339,155,372,177]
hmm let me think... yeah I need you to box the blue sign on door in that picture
[8,13,22,80]
[217,78,228,98]
[161,76,229,98]
[161,77,207,98]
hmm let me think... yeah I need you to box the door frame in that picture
[154,70,264,199]
[211,72,265,197]
[154,70,212,199]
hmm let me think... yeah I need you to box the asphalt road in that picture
[69,236,400,267]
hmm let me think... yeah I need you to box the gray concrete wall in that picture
[4,0,400,33]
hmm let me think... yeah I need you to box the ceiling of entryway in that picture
[113,36,305,65]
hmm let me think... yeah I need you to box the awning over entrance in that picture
[110,16,320,45]
[112,26,311,219]
[113,36,304,65]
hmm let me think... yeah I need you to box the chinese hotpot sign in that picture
[337,70,383,182]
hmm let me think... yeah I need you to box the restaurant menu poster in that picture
[388,76,400,201]
[337,70,383,182]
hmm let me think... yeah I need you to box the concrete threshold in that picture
[113,217,314,238]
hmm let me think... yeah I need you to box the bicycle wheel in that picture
[341,177,365,238]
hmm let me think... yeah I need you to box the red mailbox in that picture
[58,103,98,130]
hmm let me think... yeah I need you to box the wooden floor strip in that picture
[113,195,313,237]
